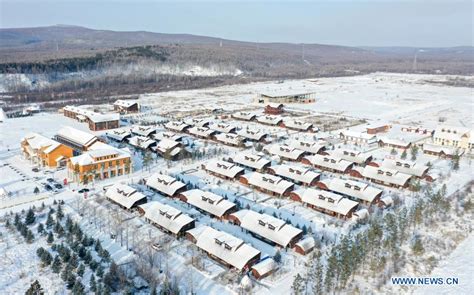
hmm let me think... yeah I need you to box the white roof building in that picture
[381,159,429,177]
[114,99,139,108]
[256,115,283,126]
[165,121,191,133]
[237,128,268,142]
[131,125,157,137]
[186,226,261,270]
[232,152,271,171]
[154,139,182,157]
[289,139,326,155]
[128,136,156,150]
[303,154,354,173]
[230,210,302,247]
[214,132,244,146]
[106,128,132,142]
[243,172,294,195]
[358,165,412,187]
[269,164,320,186]
[251,259,278,278]
[105,183,147,209]
[184,117,212,127]
[188,126,216,139]
[139,201,194,235]
[204,159,245,179]
[211,122,237,134]
[69,146,130,166]
[56,126,98,149]
[339,130,377,144]
[331,149,373,165]
[284,119,315,132]
[232,111,257,121]
[423,143,460,157]
[319,178,382,204]
[180,189,236,218]
[264,144,305,161]
[295,236,315,254]
[146,173,187,197]
[293,188,359,217]
[153,131,185,142]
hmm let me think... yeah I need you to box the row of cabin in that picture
[63,105,120,131]
[232,111,317,133]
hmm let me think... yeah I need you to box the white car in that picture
[151,243,162,251]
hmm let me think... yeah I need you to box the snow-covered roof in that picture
[181,189,236,218]
[214,132,244,146]
[87,112,120,123]
[131,125,157,137]
[56,126,97,147]
[184,117,213,127]
[106,128,132,141]
[294,188,358,216]
[295,236,315,252]
[233,152,271,170]
[251,258,277,276]
[422,143,459,156]
[269,164,320,185]
[256,115,283,125]
[23,133,60,152]
[204,159,245,179]
[289,139,326,154]
[165,121,191,132]
[232,111,257,121]
[188,126,216,138]
[154,139,181,156]
[265,102,284,108]
[146,173,186,196]
[264,144,305,161]
[237,128,268,141]
[128,136,156,149]
[211,122,237,134]
[331,149,372,165]
[319,178,382,203]
[339,130,376,141]
[114,99,138,108]
[105,183,147,209]
[186,226,261,270]
[244,172,294,195]
[139,201,194,235]
[434,125,471,142]
[304,154,353,173]
[360,165,412,186]
[284,119,314,131]
[381,159,429,177]
[69,146,129,166]
[231,210,302,247]
[153,131,184,142]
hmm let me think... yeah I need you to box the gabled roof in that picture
[244,172,294,195]
[114,99,138,108]
[361,165,412,186]
[188,126,216,138]
[153,131,184,142]
[69,146,129,166]
[284,119,314,131]
[339,130,376,141]
[210,122,237,134]
[319,178,382,203]
[256,115,283,125]
[270,164,320,185]
[139,201,194,234]
[237,128,268,141]
[56,126,97,148]
[186,226,260,270]
[87,112,120,123]
[215,132,244,146]
[232,111,257,121]
[131,125,157,137]
[381,159,429,177]
[434,125,471,142]
[106,128,132,141]
[231,210,302,247]
[204,159,245,178]
[295,236,315,252]
[251,258,277,276]
[294,188,358,216]
[181,189,236,218]
[264,144,305,161]
[105,184,147,209]
[331,149,372,165]
[423,143,460,156]
[128,136,156,149]
[154,139,181,156]
[184,117,213,127]
[289,139,326,154]
[23,133,60,152]
[304,154,353,173]
[146,173,186,196]
[233,152,271,170]
[165,121,191,132]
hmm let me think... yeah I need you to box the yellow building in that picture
[21,133,73,167]
[67,146,132,183]
[433,125,472,150]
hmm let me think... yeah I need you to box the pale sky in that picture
[0,0,472,47]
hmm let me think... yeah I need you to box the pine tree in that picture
[40,251,52,266]
[77,264,85,277]
[25,208,36,225]
[34,187,40,195]
[56,204,64,220]
[37,223,44,234]
[52,255,62,273]
[412,236,424,256]
[70,253,79,269]
[401,150,407,159]
[66,274,76,290]
[46,213,54,228]
[47,231,54,244]
[96,265,104,278]
[26,230,34,243]
[292,274,306,295]
[72,279,84,295]
[312,255,324,295]
[14,213,20,227]
[25,280,44,295]
[89,274,97,292]
[274,250,282,263]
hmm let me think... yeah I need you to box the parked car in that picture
[32,168,39,172]
[78,188,90,194]
[54,183,63,189]
[44,184,53,191]
[151,243,162,251]
[47,178,55,183]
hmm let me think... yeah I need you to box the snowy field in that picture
[0,72,473,294]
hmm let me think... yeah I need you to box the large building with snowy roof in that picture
[317,178,383,206]
[240,172,294,197]
[203,159,245,180]
[231,152,271,172]
[433,125,472,151]
[350,165,412,189]
[139,201,195,236]
[146,173,187,197]
[264,144,305,161]
[267,164,320,186]
[105,183,147,210]
[179,189,237,219]
[21,133,73,167]
[113,100,140,113]
[255,91,316,104]
[302,154,354,174]
[186,226,261,271]
[55,126,98,153]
